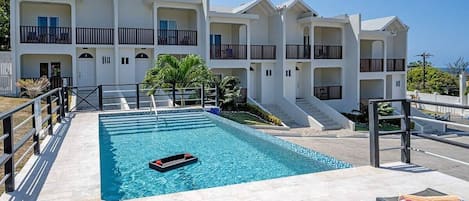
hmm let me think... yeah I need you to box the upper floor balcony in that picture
[314,45,342,59]
[118,28,154,45]
[360,59,384,72]
[157,8,198,46]
[20,26,72,44]
[76,27,114,45]
[286,45,311,59]
[251,45,276,60]
[387,59,406,72]
[210,23,247,60]
[314,27,343,59]
[210,44,247,60]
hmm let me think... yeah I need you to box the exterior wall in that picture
[76,0,113,27]
[20,54,72,78]
[210,23,244,44]
[360,79,384,100]
[285,9,304,44]
[211,68,248,88]
[314,27,342,45]
[157,8,197,30]
[118,0,153,29]
[246,5,271,44]
[314,68,341,86]
[20,2,71,27]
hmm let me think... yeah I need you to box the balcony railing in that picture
[286,45,311,59]
[20,26,72,44]
[21,77,72,89]
[314,86,342,100]
[76,27,114,45]
[251,45,276,60]
[157,29,197,46]
[360,59,384,72]
[118,28,154,45]
[314,45,342,59]
[387,59,406,72]
[210,44,247,60]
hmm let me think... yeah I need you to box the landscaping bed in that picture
[221,111,272,126]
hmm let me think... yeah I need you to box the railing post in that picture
[46,95,53,135]
[3,116,15,192]
[98,85,103,111]
[369,101,380,167]
[136,84,140,110]
[64,87,69,113]
[60,88,65,119]
[32,103,40,155]
[201,84,205,108]
[56,90,62,123]
[401,100,411,164]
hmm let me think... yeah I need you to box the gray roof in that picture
[362,16,401,31]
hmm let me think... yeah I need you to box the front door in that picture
[40,63,48,77]
[77,59,96,86]
[135,58,151,83]
[296,67,304,99]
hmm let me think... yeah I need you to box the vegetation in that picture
[447,57,469,76]
[346,102,398,131]
[0,0,9,38]
[221,112,271,126]
[238,104,283,126]
[217,76,241,110]
[143,54,212,106]
[16,76,50,98]
[407,66,458,95]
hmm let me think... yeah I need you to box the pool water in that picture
[99,111,351,200]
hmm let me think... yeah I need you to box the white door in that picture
[135,59,151,83]
[77,59,96,86]
[296,68,304,99]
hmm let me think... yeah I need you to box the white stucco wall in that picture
[211,68,248,88]
[20,54,72,78]
[20,2,71,27]
[210,23,244,44]
[76,0,113,28]
[246,5,271,45]
[285,9,305,44]
[314,68,341,86]
[360,79,384,100]
[314,27,342,45]
[118,0,153,29]
[157,8,197,30]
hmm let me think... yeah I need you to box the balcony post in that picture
[246,23,251,60]
[383,39,388,72]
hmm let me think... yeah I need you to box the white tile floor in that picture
[1,112,468,201]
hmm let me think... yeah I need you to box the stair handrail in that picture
[150,94,158,120]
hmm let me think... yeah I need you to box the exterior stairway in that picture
[263,104,302,128]
[295,99,342,130]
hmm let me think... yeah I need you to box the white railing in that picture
[150,94,158,120]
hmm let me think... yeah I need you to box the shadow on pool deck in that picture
[0,114,73,201]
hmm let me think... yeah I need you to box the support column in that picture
[153,3,158,57]
[310,25,315,97]
[383,39,388,72]
[460,73,467,105]
[12,0,19,94]
[246,23,251,60]
[71,0,77,45]
[113,0,119,84]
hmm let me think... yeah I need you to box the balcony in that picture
[387,59,406,72]
[360,59,384,72]
[286,45,311,59]
[76,28,114,45]
[157,30,197,46]
[118,28,154,45]
[20,26,72,44]
[210,44,247,60]
[251,45,276,60]
[314,86,342,100]
[314,45,342,59]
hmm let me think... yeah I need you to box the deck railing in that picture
[368,99,469,168]
[21,77,72,89]
[360,59,384,72]
[286,45,311,59]
[387,59,406,72]
[118,28,154,45]
[314,86,342,100]
[210,44,247,60]
[314,45,342,59]
[157,29,197,46]
[76,27,114,45]
[251,45,276,60]
[0,87,69,192]
[20,26,72,44]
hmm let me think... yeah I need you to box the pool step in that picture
[104,120,213,132]
[101,118,210,128]
[105,123,216,135]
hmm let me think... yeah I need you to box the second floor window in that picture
[159,20,177,30]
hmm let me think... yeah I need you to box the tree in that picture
[0,0,9,38]
[16,76,50,98]
[217,76,241,110]
[447,57,469,76]
[143,54,212,106]
[407,66,458,95]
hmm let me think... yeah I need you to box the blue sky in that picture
[211,0,469,67]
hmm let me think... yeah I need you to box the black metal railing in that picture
[210,44,247,60]
[0,87,69,192]
[21,77,72,89]
[20,26,72,44]
[387,59,406,72]
[0,36,10,51]
[360,59,384,72]
[368,99,469,168]
[314,45,342,59]
[157,29,197,46]
[76,27,114,45]
[251,45,276,60]
[118,28,154,45]
[314,86,342,100]
[286,45,311,59]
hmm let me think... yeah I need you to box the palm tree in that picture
[218,76,241,110]
[143,54,212,107]
[16,76,50,98]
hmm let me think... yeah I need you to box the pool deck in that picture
[1,112,469,201]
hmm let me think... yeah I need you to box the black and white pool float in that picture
[149,153,198,172]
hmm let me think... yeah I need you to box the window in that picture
[210,34,221,46]
[159,20,177,30]
[102,56,111,64]
[136,53,149,59]
[121,57,129,64]
[79,53,94,58]
[40,63,48,77]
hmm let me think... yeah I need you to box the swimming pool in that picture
[99,110,351,200]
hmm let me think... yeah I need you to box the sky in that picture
[211,0,469,68]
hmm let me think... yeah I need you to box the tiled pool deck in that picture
[1,112,468,201]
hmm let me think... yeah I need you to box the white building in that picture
[9,0,408,130]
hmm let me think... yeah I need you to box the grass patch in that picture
[221,112,272,126]
[355,122,401,132]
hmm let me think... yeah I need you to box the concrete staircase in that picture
[295,99,342,130]
[263,104,302,128]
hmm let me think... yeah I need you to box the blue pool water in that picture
[99,110,351,200]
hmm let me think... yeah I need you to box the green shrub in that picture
[238,104,283,126]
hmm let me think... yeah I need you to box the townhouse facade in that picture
[9,0,408,130]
